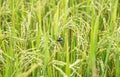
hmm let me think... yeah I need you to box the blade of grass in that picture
[5,0,15,77]
[65,31,70,77]
[43,34,50,77]
[88,15,99,77]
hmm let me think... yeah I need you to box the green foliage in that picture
[0,0,120,77]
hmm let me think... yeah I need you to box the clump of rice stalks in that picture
[0,0,119,77]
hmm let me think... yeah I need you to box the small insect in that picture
[57,37,63,42]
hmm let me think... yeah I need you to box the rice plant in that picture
[0,0,120,77]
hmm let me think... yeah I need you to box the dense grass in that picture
[0,0,120,77]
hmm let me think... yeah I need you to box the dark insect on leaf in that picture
[57,37,63,42]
